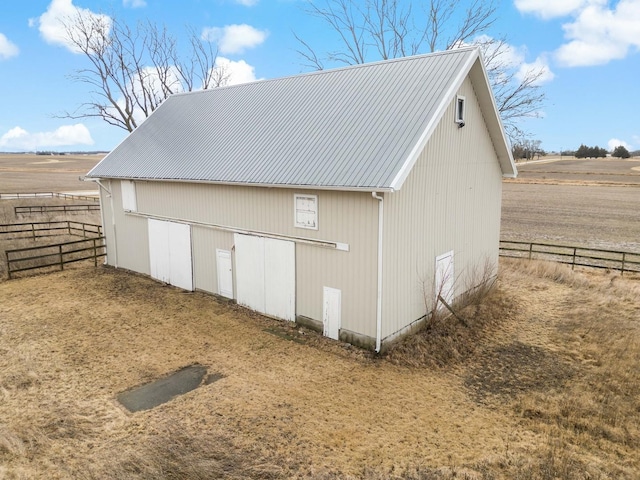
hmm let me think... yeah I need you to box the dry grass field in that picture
[1,154,639,478]
[1,259,639,479]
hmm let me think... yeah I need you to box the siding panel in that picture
[381,75,503,341]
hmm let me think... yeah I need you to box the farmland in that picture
[0,154,639,478]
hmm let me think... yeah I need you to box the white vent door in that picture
[235,234,266,313]
[216,249,233,299]
[435,250,454,309]
[149,218,170,284]
[264,238,295,322]
[323,287,341,340]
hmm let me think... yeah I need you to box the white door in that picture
[168,222,193,291]
[216,249,233,299]
[234,234,295,321]
[323,287,341,340]
[148,219,170,284]
[264,238,296,322]
[235,234,266,313]
[148,219,193,290]
[435,250,454,308]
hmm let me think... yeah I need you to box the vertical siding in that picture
[134,183,379,338]
[381,75,503,340]
[103,180,150,275]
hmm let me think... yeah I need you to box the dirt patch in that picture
[464,341,574,403]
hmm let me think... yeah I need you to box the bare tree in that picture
[296,0,546,140]
[59,11,228,132]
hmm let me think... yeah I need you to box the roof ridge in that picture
[171,47,479,99]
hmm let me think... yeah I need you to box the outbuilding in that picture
[86,46,516,352]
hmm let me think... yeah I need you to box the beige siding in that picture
[131,183,379,338]
[101,180,150,275]
[381,75,503,341]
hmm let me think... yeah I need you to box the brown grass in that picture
[1,258,639,479]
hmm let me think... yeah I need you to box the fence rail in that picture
[0,192,99,202]
[6,237,106,279]
[0,221,102,240]
[499,240,640,275]
[15,204,101,215]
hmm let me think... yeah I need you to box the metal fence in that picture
[0,192,99,202]
[15,204,101,215]
[6,236,106,279]
[499,240,640,276]
[0,221,102,240]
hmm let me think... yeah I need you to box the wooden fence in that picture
[499,240,640,276]
[0,192,99,202]
[15,204,101,215]
[6,237,106,279]
[0,221,102,240]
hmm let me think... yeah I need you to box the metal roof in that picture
[87,47,515,190]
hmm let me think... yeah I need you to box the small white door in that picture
[216,249,233,299]
[323,286,341,340]
[435,250,454,308]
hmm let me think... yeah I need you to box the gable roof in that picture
[87,47,516,191]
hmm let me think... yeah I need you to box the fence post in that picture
[67,221,71,236]
[59,244,64,271]
[6,251,11,280]
[93,238,98,266]
[83,223,86,238]
[528,243,533,260]
[572,248,576,270]
[31,223,36,241]
[621,252,626,277]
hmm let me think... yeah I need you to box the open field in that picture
[1,259,639,478]
[502,157,640,253]
[0,154,103,194]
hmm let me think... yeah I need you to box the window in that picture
[121,180,137,212]
[455,95,466,124]
[294,194,318,230]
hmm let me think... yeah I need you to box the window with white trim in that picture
[294,194,318,230]
[455,95,466,124]
[121,180,137,212]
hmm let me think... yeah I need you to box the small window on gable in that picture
[121,180,137,212]
[455,95,466,124]
[294,194,318,230]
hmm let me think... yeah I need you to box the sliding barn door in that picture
[148,219,193,291]
[234,234,295,321]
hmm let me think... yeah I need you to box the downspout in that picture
[372,192,384,353]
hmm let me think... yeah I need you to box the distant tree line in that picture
[512,139,545,161]
[575,144,608,158]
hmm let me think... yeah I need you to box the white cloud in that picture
[0,33,19,60]
[555,0,640,66]
[0,124,94,150]
[215,57,260,85]
[608,138,631,151]
[123,0,146,7]
[517,55,555,84]
[514,0,604,19]
[201,24,268,54]
[36,0,111,53]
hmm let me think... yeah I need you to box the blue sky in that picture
[0,0,638,153]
